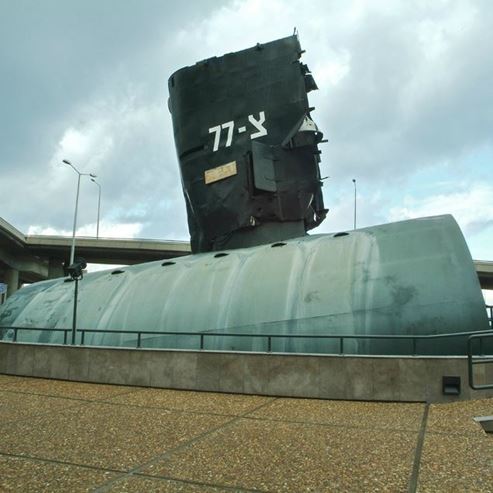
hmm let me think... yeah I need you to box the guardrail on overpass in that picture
[476,260,493,290]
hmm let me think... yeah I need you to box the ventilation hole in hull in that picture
[333,232,349,238]
[111,269,125,275]
[214,253,229,258]
[161,261,176,267]
[271,242,287,247]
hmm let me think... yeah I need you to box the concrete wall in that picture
[1,341,492,403]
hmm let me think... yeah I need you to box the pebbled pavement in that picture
[0,375,491,492]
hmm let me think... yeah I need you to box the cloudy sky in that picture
[1,0,492,268]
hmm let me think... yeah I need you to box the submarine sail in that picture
[168,35,327,253]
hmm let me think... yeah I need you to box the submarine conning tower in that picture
[168,34,327,253]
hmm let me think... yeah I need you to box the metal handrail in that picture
[6,327,71,345]
[467,333,493,390]
[1,325,492,355]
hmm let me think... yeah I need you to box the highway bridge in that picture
[0,216,491,298]
[0,217,190,297]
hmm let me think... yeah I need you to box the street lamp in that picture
[62,159,96,265]
[352,178,357,230]
[91,178,101,239]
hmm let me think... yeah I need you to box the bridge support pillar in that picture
[48,257,65,279]
[5,268,19,298]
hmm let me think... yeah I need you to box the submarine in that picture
[0,34,489,355]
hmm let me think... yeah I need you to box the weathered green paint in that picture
[0,215,488,355]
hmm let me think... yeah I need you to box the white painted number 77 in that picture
[207,121,235,152]
[208,111,267,152]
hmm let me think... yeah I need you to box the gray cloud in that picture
[1,0,492,252]
[0,0,225,235]
[313,1,493,181]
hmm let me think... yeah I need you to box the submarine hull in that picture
[0,215,488,355]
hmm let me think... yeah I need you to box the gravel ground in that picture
[0,374,491,492]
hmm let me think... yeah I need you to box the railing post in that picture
[63,330,68,345]
[267,336,272,353]
[468,334,493,390]
[13,327,18,342]
[467,336,475,389]
[137,332,142,348]
[80,330,85,346]
[200,334,204,350]
[412,338,417,356]
[339,337,344,355]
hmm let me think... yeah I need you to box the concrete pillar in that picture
[5,268,19,298]
[48,257,65,279]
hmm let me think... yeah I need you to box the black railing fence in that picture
[1,325,492,354]
[468,332,493,390]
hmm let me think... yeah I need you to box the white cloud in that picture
[417,1,477,61]
[27,220,143,239]
[388,183,493,235]
[313,50,351,87]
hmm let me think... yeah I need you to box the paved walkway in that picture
[0,375,491,492]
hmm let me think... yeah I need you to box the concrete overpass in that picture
[0,217,190,297]
[476,260,493,290]
[0,216,492,299]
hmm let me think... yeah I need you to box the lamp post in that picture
[91,178,101,239]
[352,178,357,230]
[67,258,86,345]
[62,159,96,265]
